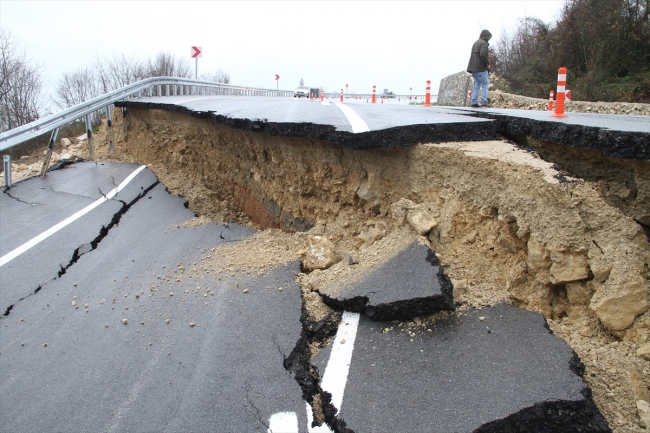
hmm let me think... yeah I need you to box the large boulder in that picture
[390,198,437,235]
[407,208,438,236]
[303,236,339,271]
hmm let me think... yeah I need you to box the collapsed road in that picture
[2,95,650,432]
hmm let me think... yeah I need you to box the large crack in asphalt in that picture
[283,243,456,432]
[284,253,610,432]
[283,293,349,432]
[1,176,160,319]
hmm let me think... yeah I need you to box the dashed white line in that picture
[0,165,147,267]
[267,411,299,433]
[333,103,370,133]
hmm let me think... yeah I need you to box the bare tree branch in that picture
[0,27,44,132]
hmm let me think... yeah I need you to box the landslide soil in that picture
[40,108,650,431]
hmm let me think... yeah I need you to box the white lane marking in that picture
[267,411,299,433]
[321,101,330,106]
[0,165,147,267]
[305,311,360,432]
[333,103,370,133]
[321,311,360,411]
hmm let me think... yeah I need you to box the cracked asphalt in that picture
[0,162,307,432]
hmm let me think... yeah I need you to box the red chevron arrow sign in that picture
[191,46,202,58]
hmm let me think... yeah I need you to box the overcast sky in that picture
[2,0,565,106]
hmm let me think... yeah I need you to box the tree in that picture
[200,67,230,84]
[95,53,147,94]
[53,66,103,124]
[200,68,231,95]
[494,0,650,102]
[53,66,98,108]
[147,51,192,78]
[0,28,44,132]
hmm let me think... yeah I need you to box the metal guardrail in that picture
[0,77,293,152]
[0,77,440,154]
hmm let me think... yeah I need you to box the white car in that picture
[293,85,310,98]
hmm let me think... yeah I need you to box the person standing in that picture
[467,29,493,108]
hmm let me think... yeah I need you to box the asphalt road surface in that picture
[1,162,308,432]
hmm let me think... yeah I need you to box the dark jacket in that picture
[467,30,492,73]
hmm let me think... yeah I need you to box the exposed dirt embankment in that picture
[90,107,650,432]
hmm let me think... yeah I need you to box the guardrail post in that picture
[122,107,128,142]
[86,114,95,160]
[157,85,162,96]
[39,128,59,177]
[106,105,114,154]
[3,155,11,188]
[166,84,170,96]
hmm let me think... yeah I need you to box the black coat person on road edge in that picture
[467,29,493,108]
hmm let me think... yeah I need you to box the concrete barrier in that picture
[437,71,473,107]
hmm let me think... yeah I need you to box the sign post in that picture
[275,74,280,90]
[191,46,202,79]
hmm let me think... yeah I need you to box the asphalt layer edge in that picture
[459,109,650,161]
[114,100,501,149]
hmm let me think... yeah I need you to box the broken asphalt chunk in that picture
[318,241,454,321]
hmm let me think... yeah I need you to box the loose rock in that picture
[590,275,650,331]
[303,235,339,271]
